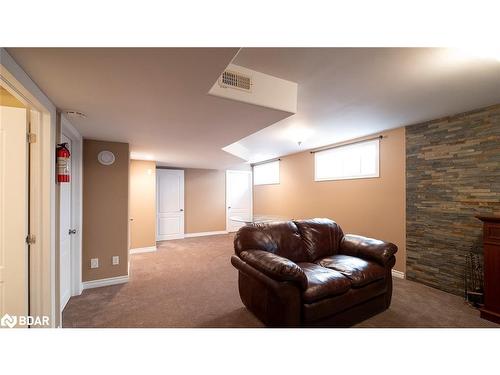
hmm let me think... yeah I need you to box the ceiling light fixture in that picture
[283,125,315,146]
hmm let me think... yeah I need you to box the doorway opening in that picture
[1,63,55,326]
[0,85,30,320]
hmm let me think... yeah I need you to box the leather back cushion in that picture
[234,221,309,263]
[293,218,344,261]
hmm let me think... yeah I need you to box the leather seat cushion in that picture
[302,278,387,323]
[298,263,351,303]
[317,255,385,288]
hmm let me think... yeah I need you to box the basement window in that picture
[253,160,280,185]
[314,138,380,181]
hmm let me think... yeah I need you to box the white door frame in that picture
[225,170,253,233]
[61,116,83,301]
[1,56,56,326]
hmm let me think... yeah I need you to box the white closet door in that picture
[157,169,184,240]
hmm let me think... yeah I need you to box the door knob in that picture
[68,229,77,235]
[180,209,184,212]
[228,206,231,209]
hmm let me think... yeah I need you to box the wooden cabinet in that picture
[476,216,500,324]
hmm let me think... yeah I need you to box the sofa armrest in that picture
[340,234,397,266]
[238,250,308,290]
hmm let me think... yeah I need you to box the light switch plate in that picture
[90,258,99,269]
[112,256,119,265]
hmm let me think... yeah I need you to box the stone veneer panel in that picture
[406,104,500,295]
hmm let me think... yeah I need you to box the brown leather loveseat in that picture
[231,218,398,327]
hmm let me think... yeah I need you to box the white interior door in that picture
[59,134,72,311]
[226,170,253,232]
[157,169,184,240]
[0,105,28,323]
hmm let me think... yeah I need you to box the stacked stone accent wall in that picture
[406,104,500,295]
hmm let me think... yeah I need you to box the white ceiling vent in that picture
[219,70,252,92]
[209,63,297,113]
[64,110,87,119]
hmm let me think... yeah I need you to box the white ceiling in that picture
[7,48,500,167]
[6,48,291,169]
[230,48,500,163]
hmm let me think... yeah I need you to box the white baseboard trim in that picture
[71,285,83,297]
[184,231,228,238]
[82,275,129,290]
[129,246,157,254]
[392,270,405,279]
[157,234,184,241]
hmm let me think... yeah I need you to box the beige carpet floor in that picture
[63,234,498,328]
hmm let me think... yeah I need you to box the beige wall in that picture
[184,168,226,233]
[130,160,156,249]
[253,127,406,272]
[83,140,129,281]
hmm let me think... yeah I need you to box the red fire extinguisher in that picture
[56,143,71,183]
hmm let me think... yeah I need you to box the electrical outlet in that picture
[90,258,99,269]
[112,256,119,265]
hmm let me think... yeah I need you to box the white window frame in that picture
[253,160,280,186]
[314,138,380,182]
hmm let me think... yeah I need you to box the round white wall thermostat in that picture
[97,150,115,165]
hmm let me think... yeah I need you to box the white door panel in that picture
[59,134,71,311]
[0,105,28,322]
[226,170,252,232]
[159,217,181,235]
[157,169,184,240]
[159,173,181,212]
